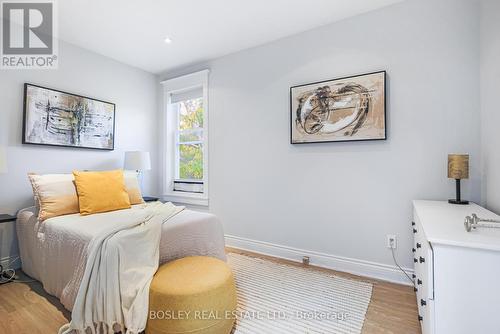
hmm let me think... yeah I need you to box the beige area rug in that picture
[227,253,373,334]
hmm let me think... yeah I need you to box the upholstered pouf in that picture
[147,256,237,334]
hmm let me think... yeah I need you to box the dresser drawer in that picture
[412,212,435,334]
[413,217,434,297]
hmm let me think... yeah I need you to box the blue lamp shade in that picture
[124,151,151,171]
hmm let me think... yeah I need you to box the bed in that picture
[16,204,226,311]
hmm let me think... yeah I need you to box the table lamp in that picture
[448,154,469,205]
[124,151,151,192]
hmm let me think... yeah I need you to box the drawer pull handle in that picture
[421,299,427,306]
[418,315,423,321]
[412,248,416,253]
[413,228,418,234]
[412,221,416,226]
[417,279,422,285]
[416,243,421,248]
[419,256,425,263]
[414,258,418,263]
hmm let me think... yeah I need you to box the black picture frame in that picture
[22,83,116,151]
[290,70,387,144]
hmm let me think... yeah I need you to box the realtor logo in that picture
[1,0,58,69]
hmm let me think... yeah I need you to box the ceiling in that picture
[58,0,403,74]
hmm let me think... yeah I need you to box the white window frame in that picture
[161,70,209,206]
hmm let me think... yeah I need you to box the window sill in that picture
[161,192,209,207]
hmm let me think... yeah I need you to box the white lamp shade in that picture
[0,146,7,174]
[124,151,151,171]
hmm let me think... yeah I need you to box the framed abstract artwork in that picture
[290,71,386,144]
[23,83,116,150]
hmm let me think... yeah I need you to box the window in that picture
[173,94,204,193]
[161,70,209,206]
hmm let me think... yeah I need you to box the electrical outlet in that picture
[386,235,397,249]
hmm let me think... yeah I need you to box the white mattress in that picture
[16,205,226,310]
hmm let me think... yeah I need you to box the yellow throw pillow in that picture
[73,170,131,215]
[28,173,80,221]
[124,171,145,205]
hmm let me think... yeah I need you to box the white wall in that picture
[0,41,158,267]
[160,0,481,274]
[480,0,500,213]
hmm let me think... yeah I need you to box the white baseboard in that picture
[225,235,414,286]
[0,254,21,270]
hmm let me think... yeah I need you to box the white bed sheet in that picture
[16,204,226,311]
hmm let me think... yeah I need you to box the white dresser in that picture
[413,200,500,334]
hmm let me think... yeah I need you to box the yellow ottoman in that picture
[147,256,237,334]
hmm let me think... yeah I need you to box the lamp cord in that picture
[0,264,15,284]
[0,257,36,284]
[390,248,415,285]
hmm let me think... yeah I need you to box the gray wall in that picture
[0,41,158,266]
[480,0,500,213]
[160,0,482,269]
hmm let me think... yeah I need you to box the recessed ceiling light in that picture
[164,37,173,44]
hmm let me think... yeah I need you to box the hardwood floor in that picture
[0,273,70,334]
[0,249,420,334]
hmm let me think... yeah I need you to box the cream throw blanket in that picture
[59,202,184,334]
